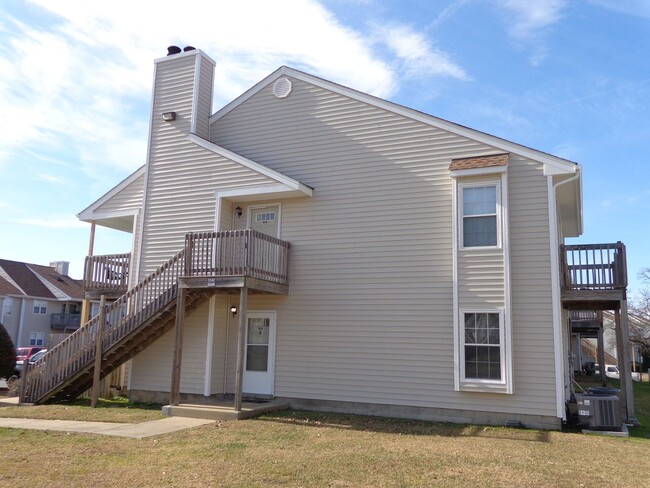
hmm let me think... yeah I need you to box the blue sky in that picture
[0,0,648,296]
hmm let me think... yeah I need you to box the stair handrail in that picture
[21,247,186,404]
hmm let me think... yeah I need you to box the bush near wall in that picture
[0,322,16,378]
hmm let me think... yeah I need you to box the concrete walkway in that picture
[0,416,215,438]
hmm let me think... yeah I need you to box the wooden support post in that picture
[170,287,187,406]
[597,325,606,386]
[618,299,637,423]
[91,295,106,408]
[233,286,248,412]
[81,221,97,327]
[19,360,29,404]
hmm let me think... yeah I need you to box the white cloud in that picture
[496,0,567,40]
[379,24,468,80]
[588,0,650,18]
[490,0,567,65]
[36,174,66,184]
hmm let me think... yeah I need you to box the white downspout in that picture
[16,298,26,347]
[548,168,582,421]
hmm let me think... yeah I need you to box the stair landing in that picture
[162,399,289,420]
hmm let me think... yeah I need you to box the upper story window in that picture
[2,297,12,315]
[33,300,47,314]
[460,183,500,248]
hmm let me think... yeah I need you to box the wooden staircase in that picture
[20,248,210,404]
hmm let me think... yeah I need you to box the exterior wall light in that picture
[162,111,176,121]
[235,206,243,217]
[230,305,238,317]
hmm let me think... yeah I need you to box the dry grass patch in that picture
[1,409,649,487]
[0,397,164,423]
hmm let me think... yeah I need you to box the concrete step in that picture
[162,400,289,420]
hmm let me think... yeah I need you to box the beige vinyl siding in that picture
[139,54,276,278]
[209,295,229,394]
[194,56,213,139]
[205,77,558,417]
[130,301,210,395]
[95,174,144,214]
[508,156,556,414]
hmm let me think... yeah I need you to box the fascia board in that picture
[76,166,145,220]
[209,65,578,174]
[215,183,312,201]
[188,133,313,195]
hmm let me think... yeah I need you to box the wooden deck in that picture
[560,242,627,309]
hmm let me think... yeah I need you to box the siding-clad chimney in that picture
[50,261,69,276]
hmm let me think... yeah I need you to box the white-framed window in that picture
[462,311,503,381]
[33,299,47,314]
[459,309,511,392]
[2,297,13,315]
[459,182,500,249]
[29,332,45,346]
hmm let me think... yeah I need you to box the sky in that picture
[0,0,648,296]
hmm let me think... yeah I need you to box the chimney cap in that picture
[167,45,182,56]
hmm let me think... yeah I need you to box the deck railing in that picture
[185,229,290,285]
[50,313,82,330]
[560,242,627,290]
[84,253,130,291]
[22,248,185,404]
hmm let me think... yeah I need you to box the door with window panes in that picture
[242,311,276,395]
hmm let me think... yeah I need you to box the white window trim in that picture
[458,180,502,250]
[29,331,45,346]
[459,308,512,393]
[32,299,47,314]
[247,203,282,239]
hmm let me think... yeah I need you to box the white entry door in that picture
[242,311,277,395]
[249,205,280,238]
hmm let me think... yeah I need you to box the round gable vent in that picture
[273,77,292,98]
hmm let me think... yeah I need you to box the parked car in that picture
[594,364,620,379]
[16,346,45,362]
[14,348,47,377]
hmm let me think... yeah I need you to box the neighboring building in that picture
[23,47,634,429]
[0,259,83,348]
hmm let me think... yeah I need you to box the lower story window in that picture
[462,311,502,381]
[29,332,45,346]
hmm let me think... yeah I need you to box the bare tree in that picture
[629,267,650,369]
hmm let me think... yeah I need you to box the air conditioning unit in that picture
[576,393,622,430]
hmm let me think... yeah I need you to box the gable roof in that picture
[0,259,83,301]
[77,165,145,231]
[209,66,578,176]
[188,134,313,198]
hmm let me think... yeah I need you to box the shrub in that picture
[0,321,16,378]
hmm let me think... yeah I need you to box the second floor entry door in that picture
[249,205,280,238]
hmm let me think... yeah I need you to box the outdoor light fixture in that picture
[230,305,238,317]
[235,206,243,217]
[162,111,176,121]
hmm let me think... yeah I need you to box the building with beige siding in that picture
[22,46,635,430]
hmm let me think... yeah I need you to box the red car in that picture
[16,347,45,362]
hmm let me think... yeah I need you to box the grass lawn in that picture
[0,397,164,423]
[0,386,648,487]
